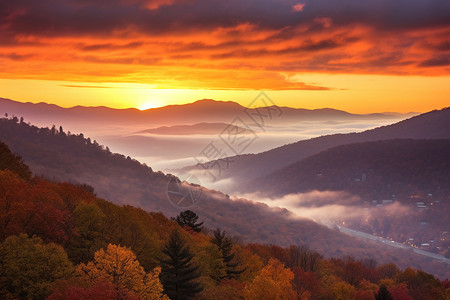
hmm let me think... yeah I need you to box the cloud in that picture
[418,55,450,67]
[60,84,113,88]
[238,190,413,227]
[79,41,144,51]
[292,3,305,12]
[0,0,449,87]
[0,52,34,61]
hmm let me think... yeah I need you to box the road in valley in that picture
[337,226,450,264]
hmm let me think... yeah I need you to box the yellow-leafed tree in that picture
[244,258,295,300]
[77,243,168,300]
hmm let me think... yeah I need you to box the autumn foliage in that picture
[0,141,448,299]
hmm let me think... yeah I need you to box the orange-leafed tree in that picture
[244,258,295,300]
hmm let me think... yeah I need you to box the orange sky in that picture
[0,0,449,113]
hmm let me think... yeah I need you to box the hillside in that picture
[1,143,447,299]
[0,116,449,279]
[247,139,450,198]
[182,107,450,188]
[245,139,450,256]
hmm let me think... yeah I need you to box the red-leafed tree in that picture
[292,267,321,299]
[389,283,412,300]
[48,281,138,300]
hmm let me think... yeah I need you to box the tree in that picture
[197,279,245,300]
[375,285,393,300]
[48,281,138,300]
[287,245,322,273]
[331,279,356,300]
[173,210,203,232]
[292,267,321,300]
[0,234,74,299]
[0,142,32,180]
[388,283,412,300]
[378,263,400,279]
[0,170,31,240]
[159,230,203,299]
[211,228,245,279]
[77,244,168,300]
[244,258,295,300]
[68,201,106,263]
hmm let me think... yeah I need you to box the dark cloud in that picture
[209,36,356,60]
[424,41,450,51]
[0,53,34,60]
[418,55,450,67]
[2,0,450,38]
[1,0,449,78]
[281,37,354,53]
[79,41,144,51]
[82,55,161,65]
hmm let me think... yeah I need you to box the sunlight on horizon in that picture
[1,76,449,114]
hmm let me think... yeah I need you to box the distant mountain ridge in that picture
[182,107,450,188]
[138,122,256,135]
[0,97,410,132]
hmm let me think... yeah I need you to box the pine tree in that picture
[375,284,393,300]
[159,230,203,300]
[211,228,245,279]
[173,210,203,232]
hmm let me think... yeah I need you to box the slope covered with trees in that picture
[0,116,449,279]
[0,148,448,298]
[248,139,450,198]
[246,139,450,257]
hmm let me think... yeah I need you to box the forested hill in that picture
[1,116,449,279]
[0,116,168,209]
[184,107,450,185]
[1,142,448,299]
[247,139,450,199]
[0,116,358,249]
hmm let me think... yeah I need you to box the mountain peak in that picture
[191,99,244,107]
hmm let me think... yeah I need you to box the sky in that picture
[0,0,449,113]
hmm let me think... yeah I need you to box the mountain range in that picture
[0,113,448,279]
[0,97,412,131]
[1,97,413,172]
[181,107,450,190]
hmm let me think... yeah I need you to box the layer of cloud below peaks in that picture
[237,191,412,227]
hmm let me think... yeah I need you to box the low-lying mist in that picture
[236,190,412,228]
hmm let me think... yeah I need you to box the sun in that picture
[138,99,164,110]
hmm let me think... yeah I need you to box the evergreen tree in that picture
[211,228,245,279]
[375,284,393,300]
[159,230,203,300]
[173,210,203,232]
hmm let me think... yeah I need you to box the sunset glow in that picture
[1,0,449,112]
